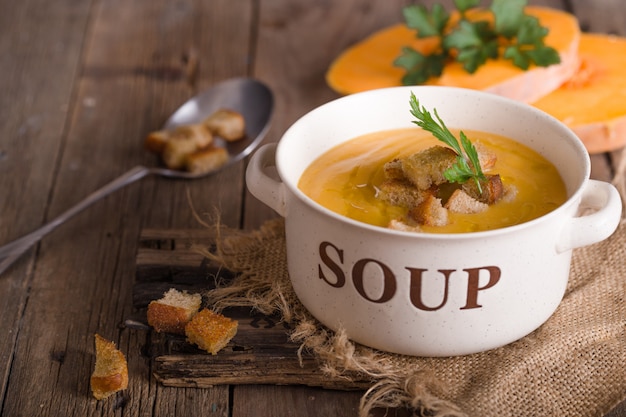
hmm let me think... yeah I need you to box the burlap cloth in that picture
[204,163,626,417]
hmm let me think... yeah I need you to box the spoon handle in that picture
[0,165,151,275]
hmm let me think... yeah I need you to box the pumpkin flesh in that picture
[326,7,580,103]
[531,33,626,153]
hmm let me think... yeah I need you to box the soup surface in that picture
[298,128,567,233]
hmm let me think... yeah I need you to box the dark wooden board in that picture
[131,229,373,391]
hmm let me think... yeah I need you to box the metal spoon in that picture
[0,77,274,275]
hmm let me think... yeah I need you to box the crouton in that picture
[502,184,518,203]
[462,174,504,204]
[204,109,246,141]
[144,130,170,154]
[185,309,238,355]
[409,194,448,226]
[186,146,229,174]
[90,335,128,400]
[475,141,497,171]
[445,189,488,214]
[144,109,245,174]
[171,123,214,148]
[383,158,405,180]
[147,288,202,335]
[159,124,214,170]
[377,179,430,208]
[401,146,456,190]
[161,137,200,169]
[388,219,423,232]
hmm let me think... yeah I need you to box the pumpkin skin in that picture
[325,7,580,103]
[531,33,626,153]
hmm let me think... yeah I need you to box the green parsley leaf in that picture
[526,44,561,66]
[516,15,549,44]
[459,130,484,185]
[396,0,561,85]
[502,45,531,70]
[491,0,526,38]
[409,92,486,192]
[445,155,477,185]
[402,4,449,38]
[502,15,560,70]
[443,20,499,73]
[394,48,446,85]
[454,0,481,14]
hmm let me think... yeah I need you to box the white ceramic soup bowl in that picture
[246,86,622,357]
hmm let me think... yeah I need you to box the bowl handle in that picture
[556,179,623,253]
[246,143,287,217]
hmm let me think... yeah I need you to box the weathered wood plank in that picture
[232,385,367,417]
[2,0,625,416]
[154,352,372,390]
[245,0,411,230]
[1,0,255,416]
[133,232,373,391]
[135,228,224,284]
[0,0,95,412]
[570,0,626,34]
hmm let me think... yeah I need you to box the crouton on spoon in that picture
[0,78,274,275]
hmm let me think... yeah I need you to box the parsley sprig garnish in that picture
[409,92,486,193]
[395,0,561,85]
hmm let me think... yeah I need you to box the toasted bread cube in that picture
[388,219,423,233]
[409,193,448,227]
[161,137,199,169]
[185,309,238,355]
[204,109,246,142]
[445,189,488,214]
[377,179,430,208]
[186,146,229,174]
[147,289,202,335]
[501,184,518,203]
[383,158,405,180]
[144,130,171,154]
[475,141,497,171]
[401,146,456,190]
[172,123,214,148]
[90,335,128,400]
[462,174,504,204]
[157,124,214,170]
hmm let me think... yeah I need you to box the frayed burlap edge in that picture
[199,150,626,417]
[200,219,466,417]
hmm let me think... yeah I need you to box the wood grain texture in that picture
[0,0,254,416]
[232,385,365,417]
[0,0,625,416]
[570,0,626,34]
[132,230,372,391]
[244,0,410,229]
[0,0,94,412]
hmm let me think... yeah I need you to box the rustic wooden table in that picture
[1,0,624,416]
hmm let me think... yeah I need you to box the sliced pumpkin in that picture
[326,7,580,103]
[532,33,626,153]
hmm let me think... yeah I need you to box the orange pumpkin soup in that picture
[298,128,566,233]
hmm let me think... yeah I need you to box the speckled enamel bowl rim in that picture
[275,86,590,240]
